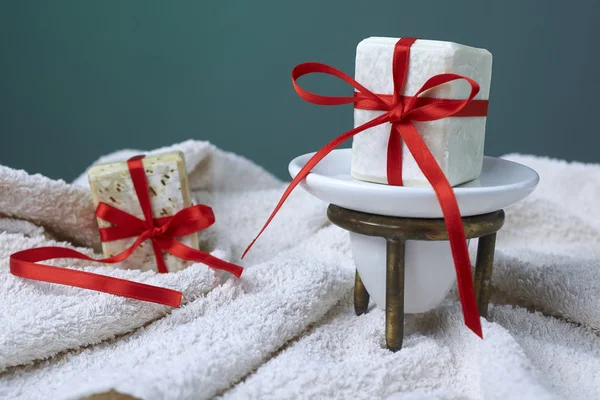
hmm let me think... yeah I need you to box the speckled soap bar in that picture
[352,37,493,187]
[88,151,199,272]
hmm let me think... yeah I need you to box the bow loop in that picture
[292,62,388,109]
[96,202,148,242]
[161,204,216,238]
[403,74,481,122]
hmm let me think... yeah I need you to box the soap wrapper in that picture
[351,37,493,187]
[88,151,199,272]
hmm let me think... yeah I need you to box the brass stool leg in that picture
[354,270,370,315]
[386,239,405,351]
[474,233,497,318]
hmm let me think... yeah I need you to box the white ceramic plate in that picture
[289,149,539,218]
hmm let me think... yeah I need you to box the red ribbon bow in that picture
[10,155,243,307]
[244,38,488,338]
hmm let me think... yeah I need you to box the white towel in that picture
[1,142,599,399]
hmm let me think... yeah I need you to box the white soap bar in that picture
[351,37,492,187]
[88,151,199,272]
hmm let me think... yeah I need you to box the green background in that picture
[1,1,598,180]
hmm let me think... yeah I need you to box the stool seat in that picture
[327,206,504,240]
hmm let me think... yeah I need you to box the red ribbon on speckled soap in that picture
[244,38,489,338]
[10,155,243,307]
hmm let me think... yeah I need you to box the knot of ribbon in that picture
[243,38,489,338]
[388,100,406,123]
[10,155,243,307]
[150,226,165,238]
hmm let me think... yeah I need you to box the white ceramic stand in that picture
[351,235,460,313]
[289,149,539,314]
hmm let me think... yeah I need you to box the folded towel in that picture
[1,143,599,399]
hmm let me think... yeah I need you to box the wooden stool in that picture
[327,205,505,351]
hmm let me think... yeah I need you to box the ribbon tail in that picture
[155,238,243,278]
[242,113,391,259]
[395,122,482,338]
[9,247,182,307]
[386,126,403,186]
[151,241,169,274]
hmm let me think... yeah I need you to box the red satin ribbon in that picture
[243,38,488,338]
[10,155,243,307]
